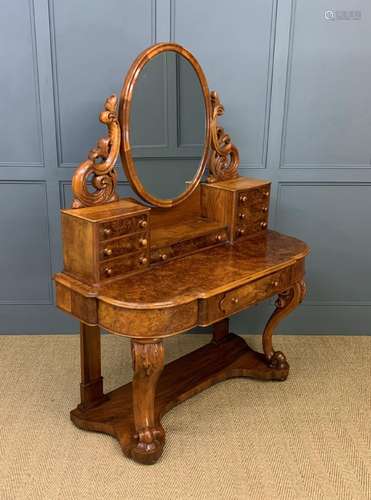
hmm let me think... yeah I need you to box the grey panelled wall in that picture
[0,0,370,334]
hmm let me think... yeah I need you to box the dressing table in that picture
[54,43,309,464]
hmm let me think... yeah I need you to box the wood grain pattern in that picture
[201,183,235,239]
[202,177,271,241]
[98,299,198,338]
[61,201,150,285]
[151,218,226,248]
[97,231,308,311]
[235,185,271,240]
[55,230,308,338]
[64,198,148,222]
[79,323,107,409]
[55,280,98,325]
[212,318,230,343]
[149,187,201,228]
[150,218,228,264]
[54,42,310,466]
[98,232,148,260]
[150,228,228,265]
[61,214,96,283]
[99,251,148,281]
[71,333,292,464]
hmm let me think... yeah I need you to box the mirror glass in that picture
[129,51,206,200]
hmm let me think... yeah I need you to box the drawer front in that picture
[238,186,270,208]
[219,268,291,315]
[200,265,298,325]
[235,186,270,239]
[99,215,148,240]
[237,205,269,223]
[235,218,268,239]
[99,252,148,280]
[151,228,228,264]
[99,232,148,260]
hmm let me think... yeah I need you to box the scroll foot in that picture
[269,351,289,370]
[131,426,165,465]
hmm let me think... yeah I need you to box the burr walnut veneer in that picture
[54,43,309,464]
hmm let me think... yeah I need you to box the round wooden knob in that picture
[260,221,268,229]
[215,234,223,242]
[262,207,268,213]
[139,256,148,265]
[231,297,239,305]
[239,195,248,203]
[104,267,112,277]
[263,191,270,197]
[237,228,245,236]
[239,212,246,219]
[139,238,148,247]
[103,228,112,236]
[161,254,168,261]
[272,280,279,288]
[103,248,112,257]
[139,219,147,229]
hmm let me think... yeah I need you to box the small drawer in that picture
[151,228,228,264]
[99,232,148,260]
[99,252,148,280]
[237,205,269,223]
[99,215,148,240]
[235,186,270,240]
[151,246,174,264]
[235,219,268,239]
[238,186,270,207]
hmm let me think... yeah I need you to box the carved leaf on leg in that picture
[131,340,165,464]
[262,280,306,370]
[207,91,240,183]
[71,95,120,208]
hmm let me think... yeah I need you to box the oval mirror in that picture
[119,44,211,208]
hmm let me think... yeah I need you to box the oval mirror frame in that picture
[119,43,211,208]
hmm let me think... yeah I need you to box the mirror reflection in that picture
[130,51,205,200]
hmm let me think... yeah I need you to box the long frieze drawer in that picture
[99,252,148,280]
[218,268,290,315]
[199,264,303,325]
[238,186,270,207]
[98,232,148,260]
[151,228,228,264]
[99,215,148,240]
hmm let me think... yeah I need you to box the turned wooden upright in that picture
[54,43,309,464]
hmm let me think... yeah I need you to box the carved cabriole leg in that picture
[212,318,230,343]
[262,280,306,373]
[79,323,105,409]
[131,339,165,464]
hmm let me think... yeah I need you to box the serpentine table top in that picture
[55,230,309,339]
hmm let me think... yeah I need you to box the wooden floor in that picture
[0,333,370,500]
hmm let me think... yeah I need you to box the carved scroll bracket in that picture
[262,280,307,370]
[71,95,120,208]
[207,91,240,183]
[130,340,165,463]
